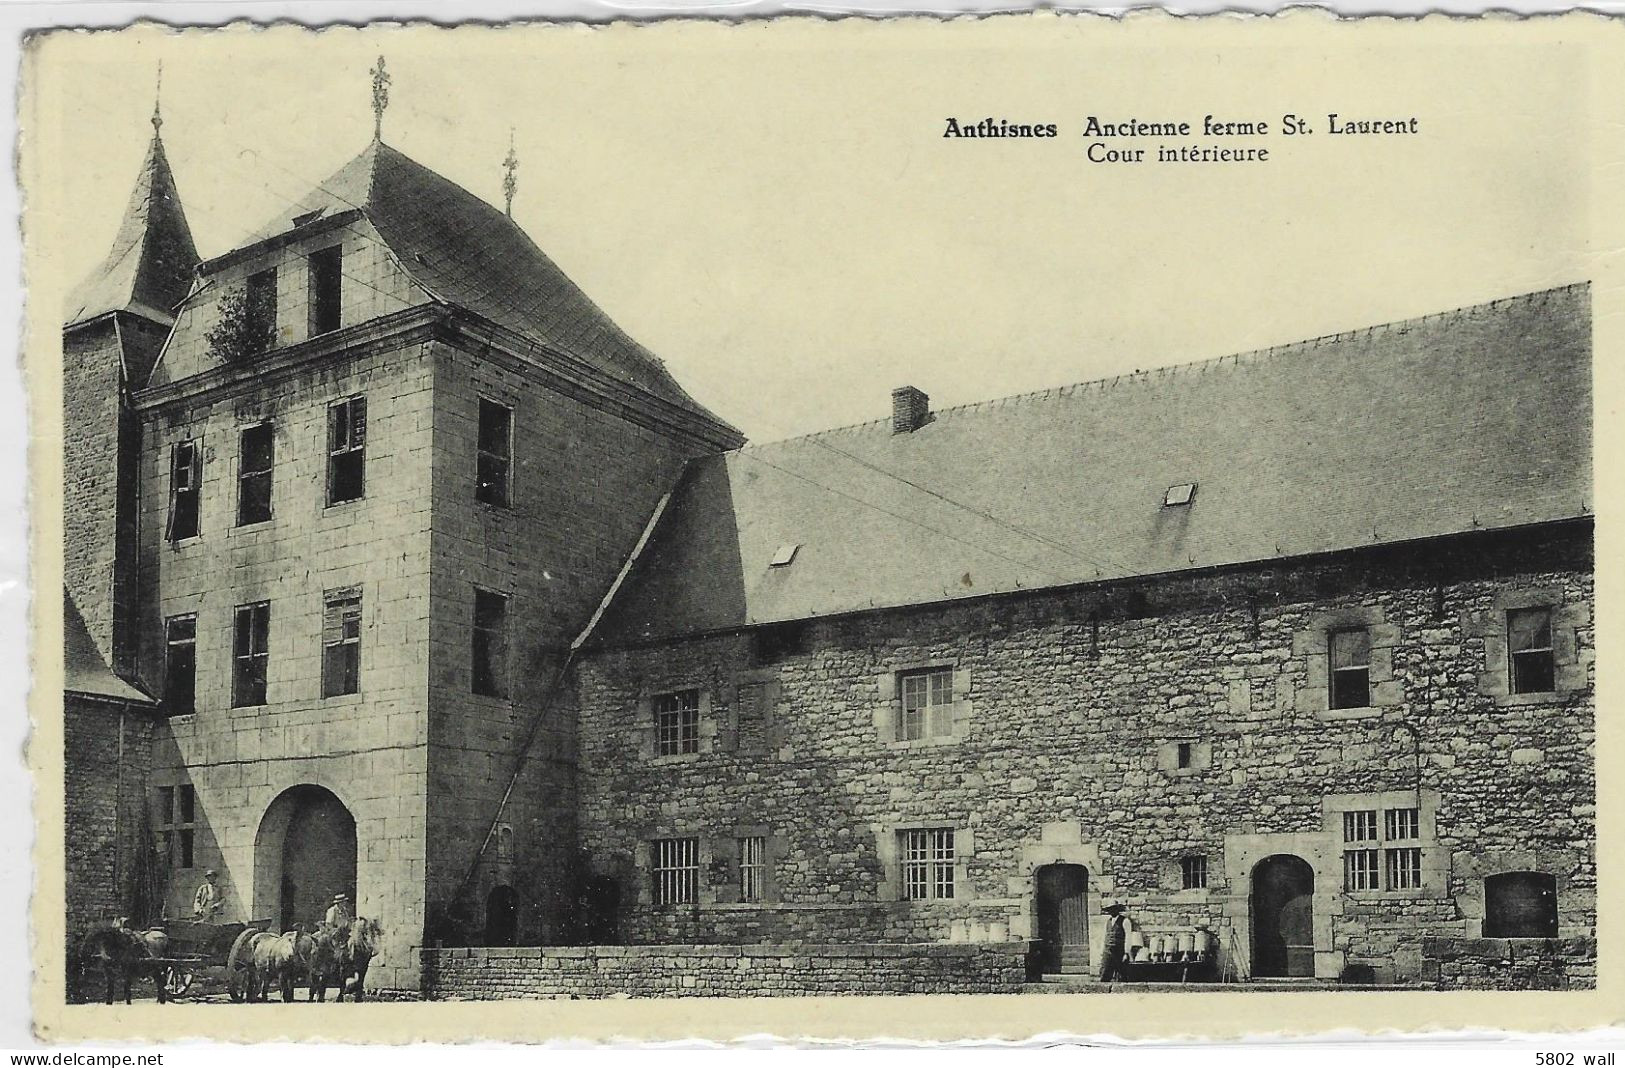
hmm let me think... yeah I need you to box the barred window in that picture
[322,591,362,697]
[739,836,766,903]
[164,615,196,716]
[655,690,700,756]
[237,422,274,525]
[899,668,953,742]
[167,440,202,542]
[156,784,196,870]
[1329,627,1372,709]
[1344,848,1380,891]
[232,601,270,707]
[652,837,699,905]
[476,398,512,508]
[1180,854,1208,890]
[326,396,366,505]
[900,828,955,901]
[1508,607,1555,695]
[1386,847,1423,890]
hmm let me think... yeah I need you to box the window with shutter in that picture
[167,440,202,541]
[322,591,362,697]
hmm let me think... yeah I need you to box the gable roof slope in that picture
[64,591,153,704]
[241,141,733,431]
[598,283,1592,645]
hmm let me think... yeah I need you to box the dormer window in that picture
[769,543,800,567]
[308,245,343,336]
[292,207,326,227]
[1164,483,1196,507]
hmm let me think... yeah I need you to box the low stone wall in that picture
[423,942,1028,999]
[1424,937,1597,990]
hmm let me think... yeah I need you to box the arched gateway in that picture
[254,785,357,932]
[1250,854,1315,978]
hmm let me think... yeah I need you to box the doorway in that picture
[485,885,519,946]
[254,785,357,932]
[1034,864,1090,974]
[1250,854,1315,978]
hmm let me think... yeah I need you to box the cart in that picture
[141,917,276,1001]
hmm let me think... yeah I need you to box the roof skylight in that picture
[769,543,801,567]
[1164,483,1197,507]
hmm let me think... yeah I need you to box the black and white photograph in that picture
[19,12,1621,1044]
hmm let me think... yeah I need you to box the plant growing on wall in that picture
[205,286,274,363]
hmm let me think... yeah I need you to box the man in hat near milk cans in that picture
[325,892,354,929]
[1099,903,1129,983]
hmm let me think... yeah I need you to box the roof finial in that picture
[502,127,519,217]
[151,61,163,133]
[370,55,391,142]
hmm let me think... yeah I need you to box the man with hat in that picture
[325,892,354,929]
[1098,903,1129,983]
[191,869,223,920]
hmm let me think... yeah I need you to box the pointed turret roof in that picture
[237,140,736,434]
[65,123,199,329]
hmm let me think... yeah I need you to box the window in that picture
[232,601,270,707]
[326,396,366,504]
[236,423,274,525]
[166,440,202,542]
[899,668,954,742]
[322,591,362,697]
[1484,871,1559,938]
[308,245,343,336]
[1180,854,1208,890]
[1176,741,1194,770]
[475,398,513,507]
[245,267,277,347]
[163,615,196,716]
[1342,809,1380,891]
[739,836,766,903]
[1163,482,1196,507]
[899,828,955,901]
[1329,628,1372,709]
[769,543,800,567]
[472,588,509,698]
[1343,805,1424,891]
[156,785,196,869]
[651,837,699,905]
[654,690,700,756]
[1508,607,1556,694]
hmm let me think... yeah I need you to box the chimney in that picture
[891,385,931,434]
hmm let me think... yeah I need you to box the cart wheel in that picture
[162,965,194,998]
[227,928,261,1003]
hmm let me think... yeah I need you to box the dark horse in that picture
[315,918,382,1002]
[77,923,167,1005]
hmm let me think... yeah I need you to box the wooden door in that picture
[1035,864,1089,974]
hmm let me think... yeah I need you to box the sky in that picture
[27,19,1593,444]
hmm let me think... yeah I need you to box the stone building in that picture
[62,100,1593,993]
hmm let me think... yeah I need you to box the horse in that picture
[245,930,299,1003]
[292,924,339,1002]
[326,918,383,1002]
[77,921,167,1005]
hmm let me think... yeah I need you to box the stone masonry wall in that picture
[573,523,1594,989]
[423,340,723,947]
[64,696,155,942]
[423,942,1027,999]
[137,338,437,991]
[1426,937,1597,990]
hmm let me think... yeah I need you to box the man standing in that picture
[324,892,353,929]
[192,869,223,920]
[1098,902,1129,983]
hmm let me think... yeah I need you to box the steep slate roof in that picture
[239,141,732,429]
[598,283,1592,645]
[64,591,153,704]
[65,126,199,329]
